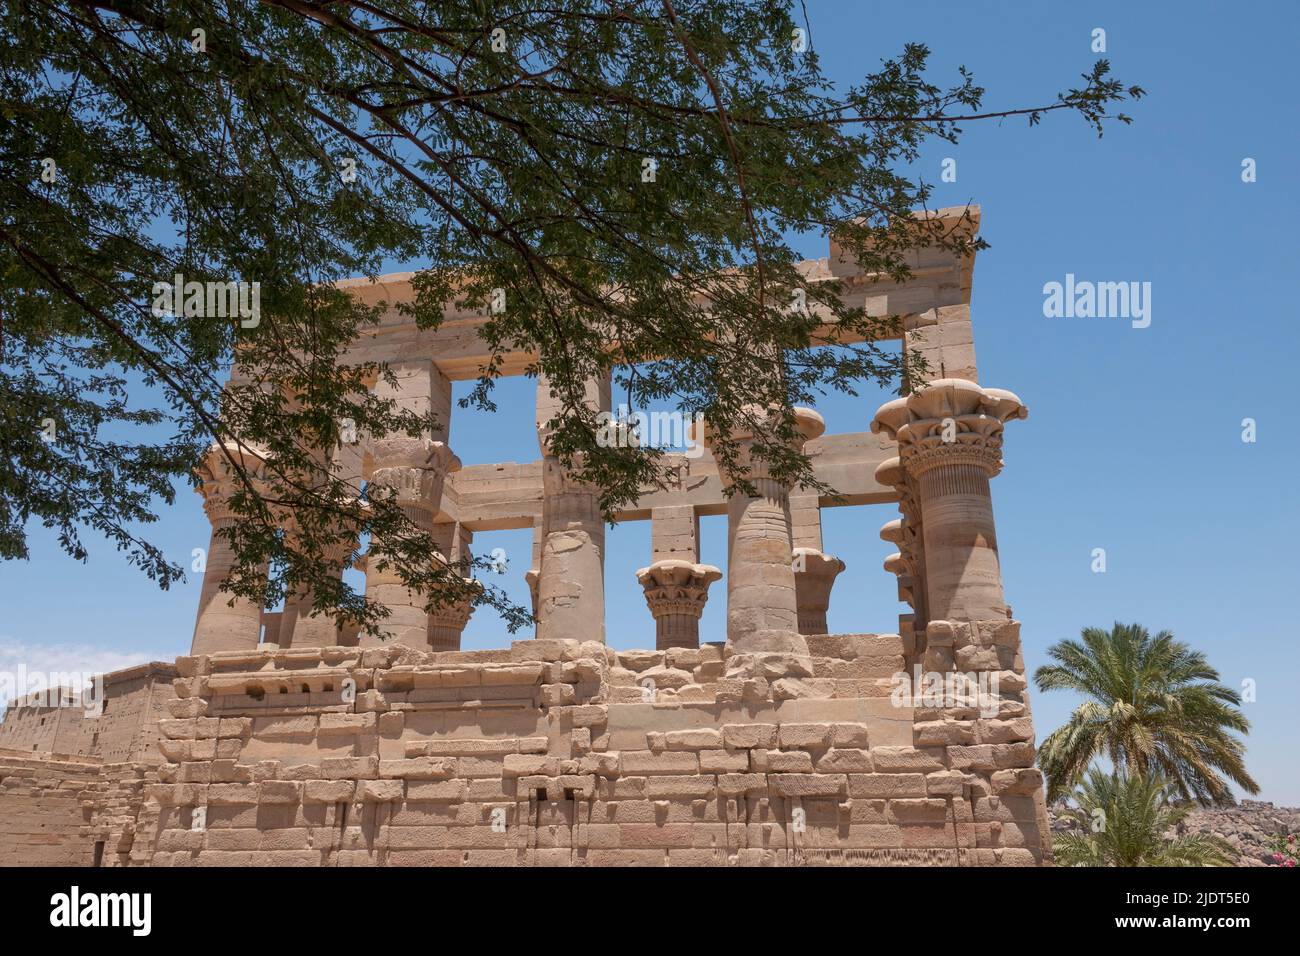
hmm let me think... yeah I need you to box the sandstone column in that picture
[278,426,364,648]
[636,505,721,648]
[871,379,1026,623]
[191,442,269,656]
[280,528,356,648]
[875,457,928,634]
[284,380,373,647]
[427,522,477,652]
[789,493,844,636]
[362,439,459,647]
[706,405,824,660]
[525,514,543,627]
[791,549,845,636]
[362,359,459,647]
[637,560,722,650]
[534,374,609,644]
[427,574,478,651]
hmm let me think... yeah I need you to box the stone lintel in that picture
[443,430,900,532]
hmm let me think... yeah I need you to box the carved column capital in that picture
[702,403,826,488]
[872,380,1027,625]
[428,575,481,652]
[636,560,722,619]
[369,439,460,508]
[195,441,268,525]
[872,379,1027,481]
[636,560,722,651]
[792,548,845,636]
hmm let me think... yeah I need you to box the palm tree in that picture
[1054,768,1235,867]
[1034,622,1257,806]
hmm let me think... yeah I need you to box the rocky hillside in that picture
[1050,800,1300,867]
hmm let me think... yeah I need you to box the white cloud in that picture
[0,637,153,710]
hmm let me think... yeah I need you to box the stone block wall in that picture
[87,763,166,867]
[89,663,178,764]
[0,692,95,755]
[0,661,179,868]
[130,625,1049,866]
[0,750,164,868]
[0,749,102,866]
[0,662,177,763]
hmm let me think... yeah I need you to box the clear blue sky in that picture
[2,1,1296,803]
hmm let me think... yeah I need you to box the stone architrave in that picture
[191,442,269,656]
[871,379,1027,623]
[636,560,722,650]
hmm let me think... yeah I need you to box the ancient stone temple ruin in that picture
[0,206,1053,866]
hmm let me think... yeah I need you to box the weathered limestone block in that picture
[990,768,1044,795]
[871,747,946,773]
[634,665,694,692]
[716,773,769,796]
[360,780,404,802]
[662,729,723,751]
[974,717,1035,744]
[721,723,778,750]
[319,713,377,735]
[769,774,847,797]
[303,780,355,804]
[814,749,874,773]
[577,753,621,777]
[830,723,872,748]
[777,723,834,750]
[259,781,301,804]
[620,751,699,775]
[644,775,716,799]
[379,758,458,780]
[755,750,814,773]
[914,720,977,746]
[206,783,260,805]
[502,755,561,778]
[886,798,949,823]
[321,756,379,780]
[699,750,750,773]
[847,774,928,799]
[406,780,468,802]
